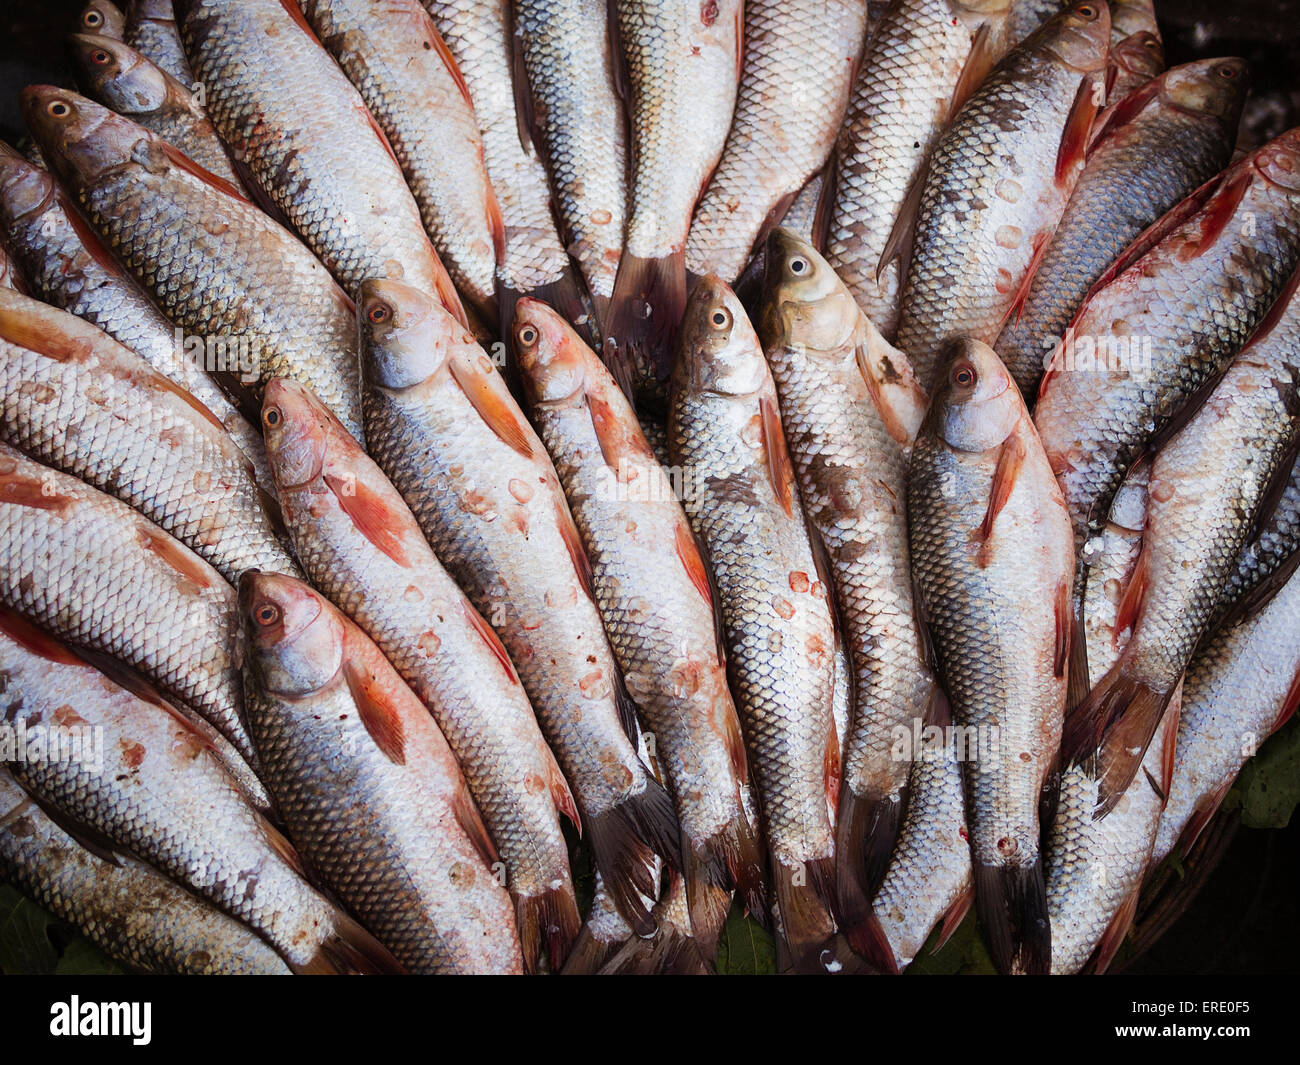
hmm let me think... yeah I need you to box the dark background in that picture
[0,0,1296,974]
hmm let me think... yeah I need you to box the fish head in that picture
[0,142,55,228]
[1041,1,1111,73]
[21,86,140,189]
[954,0,1013,17]
[675,275,766,399]
[1251,128,1300,193]
[513,298,589,408]
[1161,58,1249,123]
[1110,31,1164,83]
[67,34,170,117]
[358,277,463,395]
[1109,0,1156,38]
[239,571,345,699]
[928,339,1023,453]
[261,378,333,492]
[761,229,858,355]
[78,0,125,38]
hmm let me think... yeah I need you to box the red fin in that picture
[947,20,998,121]
[325,473,409,568]
[1091,882,1141,974]
[587,391,644,470]
[1002,230,1051,326]
[460,598,517,683]
[606,252,687,391]
[935,886,975,952]
[845,909,899,975]
[0,302,94,362]
[515,885,581,974]
[158,138,249,203]
[1114,538,1150,637]
[1178,778,1234,856]
[424,17,473,111]
[1056,75,1102,188]
[56,191,124,275]
[824,719,842,818]
[674,522,712,608]
[147,374,229,433]
[759,393,795,517]
[557,504,596,600]
[0,606,83,665]
[549,757,580,831]
[452,781,498,867]
[259,815,310,879]
[302,911,407,975]
[0,464,75,514]
[484,177,506,268]
[877,159,928,282]
[1053,579,1071,679]
[278,0,322,39]
[136,525,213,590]
[1089,77,1161,153]
[977,431,1026,550]
[1177,169,1253,262]
[343,660,408,766]
[448,356,534,458]
[1159,695,1181,801]
[1091,674,1176,815]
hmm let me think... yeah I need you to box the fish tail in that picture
[514,884,581,975]
[587,777,682,932]
[600,875,712,976]
[844,911,899,975]
[296,910,407,975]
[605,250,687,397]
[834,785,906,931]
[772,855,838,974]
[682,806,768,961]
[973,860,1050,975]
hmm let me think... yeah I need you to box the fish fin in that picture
[1178,778,1235,858]
[808,164,834,253]
[455,598,516,685]
[515,886,582,975]
[1271,661,1300,736]
[1159,695,1182,801]
[0,606,84,665]
[0,300,90,364]
[683,808,767,961]
[1055,75,1102,188]
[448,354,534,458]
[586,386,650,470]
[611,666,643,746]
[560,920,619,975]
[556,503,596,602]
[824,718,842,821]
[1088,77,1162,153]
[673,521,713,608]
[588,778,682,932]
[1053,578,1072,679]
[54,193,128,272]
[605,0,629,101]
[1114,536,1150,639]
[223,153,295,229]
[342,660,407,767]
[599,335,638,405]
[1088,673,1177,816]
[423,16,473,111]
[972,861,1050,975]
[759,392,796,517]
[947,21,998,120]
[548,756,581,832]
[299,910,407,975]
[11,778,126,867]
[1245,259,1300,351]
[844,909,899,975]
[135,524,213,590]
[772,856,838,973]
[0,463,76,513]
[977,431,1026,551]
[1090,882,1141,975]
[452,780,498,869]
[835,788,906,942]
[1213,544,1300,634]
[854,323,923,445]
[157,138,249,204]
[877,158,928,284]
[324,473,409,568]
[1248,435,1300,550]
[606,251,687,389]
[508,8,540,157]
[1182,168,1253,261]
[935,886,975,952]
[1001,230,1051,327]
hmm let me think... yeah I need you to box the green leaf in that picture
[906,911,995,975]
[1237,716,1300,830]
[55,937,123,976]
[0,885,59,975]
[716,902,775,975]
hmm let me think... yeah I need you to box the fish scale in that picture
[125,0,196,86]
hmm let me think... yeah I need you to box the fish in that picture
[1150,564,1300,869]
[683,0,869,286]
[669,275,840,971]
[124,0,197,86]
[173,0,465,322]
[0,141,272,489]
[421,0,586,336]
[1107,0,1159,44]
[757,231,937,942]
[1067,266,1300,811]
[0,607,400,974]
[0,248,20,291]
[0,288,299,585]
[239,571,524,975]
[907,339,1074,974]
[23,86,364,442]
[66,33,242,189]
[513,298,763,959]
[894,1,1111,386]
[561,871,643,975]
[1105,31,1164,105]
[598,873,711,975]
[300,0,501,322]
[514,0,627,324]
[1037,127,1300,717]
[356,278,680,932]
[0,443,254,768]
[260,376,579,973]
[822,0,1016,339]
[996,57,1249,397]
[0,767,292,975]
[78,0,126,38]
[606,0,743,407]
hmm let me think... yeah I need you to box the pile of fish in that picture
[0,0,1296,976]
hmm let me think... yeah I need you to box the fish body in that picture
[1213,452,1300,630]
[125,0,196,85]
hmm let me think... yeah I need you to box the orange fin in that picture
[587,390,647,471]
[674,522,713,608]
[0,463,75,514]
[448,356,534,458]
[1091,882,1141,974]
[1159,694,1182,801]
[452,781,498,868]
[0,303,92,363]
[759,393,795,518]
[137,525,213,590]
[935,886,975,953]
[1002,230,1051,327]
[978,430,1026,547]
[325,473,410,568]
[1089,77,1161,153]
[1114,538,1150,637]
[1053,579,1072,680]
[549,757,581,831]
[557,504,596,601]
[460,598,517,684]
[947,20,998,121]
[0,606,83,665]
[158,138,249,203]
[1055,75,1102,188]
[343,661,408,767]
[1183,168,1253,261]
[423,17,473,111]
[516,885,581,975]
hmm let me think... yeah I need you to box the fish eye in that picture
[1216,64,1239,79]
[710,307,731,329]
[366,302,391,325]
[255,603,280,626]
[91,49,113,66]
[47,100,72,119]
[83,10,103,28]
[789,256,809,276]
[1076,3,1097,18]
[517,325,538,346]
[951,361,977,388]
[1144,38,1161,52]
[263,406,281,428]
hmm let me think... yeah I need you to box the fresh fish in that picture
[669,276,840,971]
[0,444,253,766]
[66,33,241,189]
[895,2,1111,386]
[300,0,501,321]
[78,0,126,38]
[0,609,399,974]
[357,278,680,932]
[260,376,579,973]
[606,0,743,407]
[599,873,710,975]
[514,0,627,322]
[124,0,196,86]
[996,57,1249,397]
[0,768,291,975]
[0,289,298,585]
[1151,565,1300,868]
[757,231,936,942]
[240,572,524,975]
[683,0,868,286]
[513,298,763,958]
[1037,128,1300,716]
[174,0,465,321]
[23,87,364,441]
[1105,31,1164,104]
[907,339,1074,974]
[823,0,1016,339]
[871,707,973,973]
[1067,269,1300,811]
[421,0,585,335]
[0,141,272,487]
[561,872,641,975]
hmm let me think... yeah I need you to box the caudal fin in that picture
[834,786,906,941]
[587,777,682,933]
[515,884,581,975]
[605,251,687,411]
[772,855,838,974]
[297,910,407,975]
[682,806,768,961]
[973,861,1050,976]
